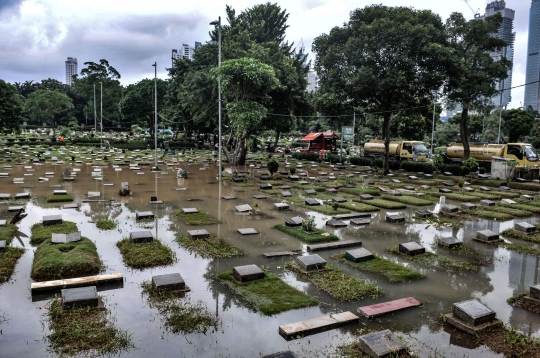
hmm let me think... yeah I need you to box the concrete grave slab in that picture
[439,188,453,193]
[87,191,100,198]
[0,220,6,226]
[461,202,477,210]
[453,300,496,327]
[475,230,500,243]
[413,192,426,197]
[0,194,11,200]
[441,204,459,214]
[479,186,491,191]
[325,219,347,227]
[236,204,253,212]
[222,196,236,200]
[408,176,418,180]
[304,198,321,206]
[531,284,540,300]
[129,231,154,243]
[521,194,535,201]
[43,215,62,226]
[403,186,416,191]
[438,236,462,248]
[443,172,453,176]
[288,175,300,181]
[350,218,370,225]
[152,273,187,292]
[253,194,268,200]
[326,188,338,194]
[262,351,297,358]
[182,208,199,214]
[515,222,536,233]
[61,286,99,309]
[399,242,425,256]
[391,179,401,183]
[463,187,475,192]
[296,254,326,271]
[187,229,210,239]
[0,240,5,252]
[274,202,290,211]
[358,297,421,319]
[280,185,291,190]
[358,329,407,358]
[279,312,358,340]
[285,216,303,227]
[15,193,30,199]
[386,212,405,223]
[332,196,347,203]
[238,228,258,235]
[62,204,79,209]
[136,211,154,220]
[298,180,309,185]
[501,199,517,205]
[260,183,273,190]
[281,191,292,197]
[415,210,433,218]
[305,189,317,195]
[53,190,67,195]
[443,182,455,187]
[7,206,24,212]
[346,248,374,263]
[233,264,265,282]
[480,200,496,207]
[360,194,374,200]
[420,185,431,190]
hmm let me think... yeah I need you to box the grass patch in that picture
[141,282,218,334]
[466,209,515,221]
[381,194,434,206]
[339,201,380,212]
[95,219,117,230]
[217,270,318,315]
[45,194,74,203]
[468,192,503,200]
[116,238,175,269]
[333,253,424,283]
[274,224,339,244]
[30,221,78,245]
[386,246,478,273]
[174,210,220,225]
[0,224,18,245]
[486,206,532,218]
[337,341,410,358]
[31,237,103,281]
[501,228,540,244]
[502,203,540,214]
[0,247,25,284]
[429,192,480,202]
[507,292,529,306]
[501,243,540,256]
[296,203,350,215]
[475,324,540,358]
[340,187,380,196]
[176,236,243,259]
[419,215,464,228]
[285,263,382,301]
[45,298,133,357]
[357,199,406,209]
[291,184,326,192]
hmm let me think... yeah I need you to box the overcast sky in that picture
[0,0,532,109]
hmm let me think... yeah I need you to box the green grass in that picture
[465,209,515,221]
[338,201,380,212]
[429,192,480,202]
[340,187,380,196]
[501,228,540,244]
[176,236,243,258]
[502,203,540,214]
[356,198,406,209]
[45,298,133,357]
[116,238,176,269]
[386,246,478,272]
[0,247,25,284]
[468,192,503,200]
[296,203,350,215]
[217,270,318,315]
[285,263,383,301]
[381,194,434,206]
[507,292,529,305]
[485,206,532,218]
[0,224,19,245]
[501,242,540,256]
[174,210,220,225]
[332,253,424,283]
[95,219,117,230]
[45,194,74,203]
[141,281,218,334]
[337,341,410,358]
[291,184,326,192]
[274,224,339,244]
[30,221,78,245]
[31,237,103,281]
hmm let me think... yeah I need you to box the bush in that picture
[440,164,461,176]
[290,141,308,148]
[349,156,373,166]
[373,159,383,168]
[508,182,540,192]
[291,152,319,161]
[399,161,435,173]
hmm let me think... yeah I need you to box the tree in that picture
[25,90,74,134]
[444,12,511,161]
[502,109,534,142]
[313,5,448,174]
[0,79,24,130]
[211,57,279,167]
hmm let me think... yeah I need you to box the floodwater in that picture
[1,161,540,358]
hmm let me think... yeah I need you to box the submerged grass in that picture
[502,203,540,214]
[176,236,243,259]
[337,341,410,358]
[30,221,78,245]
[45,194,74,203]
[339,201,380,212]
[45,297,134,357]
[95,219,117,230]
[31,237,102,282]
[217,270,318,315]
[274,224,339,244]
[0,224,18,245]
[420,215,464,228]
[466,209,515,221]
[116,239,176,269]
[357,199,406,209]
[501,228,540,244]
[386,246,478,273]
[174,211,220,225]
[296,203,350,215]
[285,263,383,301]
[332,253,424,283]
[141,282,218,334]
[381,194,434,206]
[501,242,540,256]
[0,247,25,284]
[476,324,540,358]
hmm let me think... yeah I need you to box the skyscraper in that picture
[171,43,198,62]
[479,1,515,108]
[525,0,540,110]
[65,57,77,86]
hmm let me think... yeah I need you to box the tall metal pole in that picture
[497,83,504,144]
[153,62,158,168]
[100,82,102,149]
[217,17,222,182]
[93,84,96,131]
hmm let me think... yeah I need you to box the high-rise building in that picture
[525,0,540,110]
[171,43,198,62]
[479,1,515,108]
[307,70,318,92]
[65,57,77,86]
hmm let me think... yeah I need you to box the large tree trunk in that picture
[382,113,391,175]
[273,131,280,149]
[239,138,247,165]
[460,107,470,161]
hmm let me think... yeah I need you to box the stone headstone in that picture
[399,242,425,256]
[236,204,253,212]
[281,191,292,197]
[136,211,154,220]
[463,187,475,193]
[233,264,265,282]
[386,212,405,223]
[438,236,462,249]
[15,192,30,199]
[53,189,67,195]
[424,174,433,179]
[274,202,290,211]
[285,216,303,227]
[350,218,370,225]
[152,273,186,291]
[346,248,374,263]
[260,183,272,190]
[61,286,99,309]
[476,230,499,242]
[129,231,154,243]
[403,186,415,191]
[441,204,459,214]
[296,254,326,271]
[501,199,517,205]
[413,192,425,197]
[304,198,321,206]
[280,185,291,190]
[238,228,258,235]
[332,196,347,203]
[0,194,11,200]
[187,229,210,239]
[415,210,433,218]
[479,186,491,192]
[7,206,24,212]
[359,194,374,200]
[439,188,452,193]
[253,194,268,200]
[480,200,495,207]
[0,240,5,252]
[358,329,407,358]
[515,222,536,233]
[288,175,300,181]
[182,208,198,214]
[531,284,540,300]
[326,219,347,227]
[43,215,62,226]
[391,179,401,183]
[453,300,496,326]
[51,232,81,244]
[408,176,418,180]
[443,182,455,187]
[461,202,477,210]
[305,189,317,195]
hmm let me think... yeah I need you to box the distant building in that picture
[65,57,77,86]
[478,1,515,108]
[172,43,199,63]
[307,70,318,92]
[525,0,540,110]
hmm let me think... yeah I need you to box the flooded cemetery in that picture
[2,145,540,357]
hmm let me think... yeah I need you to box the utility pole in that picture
[93,84,96,131]
[152,62,158,169]
[100,82,102,149]
[210,17,222,181]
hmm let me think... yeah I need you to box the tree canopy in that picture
[0,79,24,130]
[25,89,74,133]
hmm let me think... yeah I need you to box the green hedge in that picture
[349,157,373,166]
[400,161,434,173]
[291,152,319,161]
[509,182,540,192]
[440,164,461,176]
[290,141,308,148]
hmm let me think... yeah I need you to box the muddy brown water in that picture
[0,162,539,357]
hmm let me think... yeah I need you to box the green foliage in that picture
[358,199,406,209]
[289,164,296,175]
[25,89,74,130]
[349,156,373,166]
[332,253,424,282]
[302,215,316,232]
[217,270,319,315]
[176,236,243,259]
[30,221,78,245]
[503,109,534,142]
[266,159,279,176]
[274,224,339,243]
[0,79,24,129]
[432,154,444,171]
[399,161,434,173]
[291,152,319,161]
[0,224,19,246]
[31,237,103,281]
[174,211,220,225]
[45,194,74,203]
[95,219,116,230]
[0,247,25,284]
[116,239,176,269]
[119,79,167,128]
[381,194,434,206]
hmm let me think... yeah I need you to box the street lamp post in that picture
[100,82,103,149]
[93,84,97,132]
[152,62,158,169]
[210,17,222,182]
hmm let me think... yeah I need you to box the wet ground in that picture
[0,161,540,358]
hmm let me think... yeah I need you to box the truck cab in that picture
[504,143,539,168]
[400,141,429,162]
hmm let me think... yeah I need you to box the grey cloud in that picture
[0,0,23,13]
[303,0,325,10]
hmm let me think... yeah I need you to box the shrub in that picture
[399,161,435,173]
[290,141,308,148]
[508,182,540,192]
[373,159,383,168]
[440,164,461,176]
[289,165,296,175]
[291,152,319,161]
[349,156,373,166]
[267,159,279,176]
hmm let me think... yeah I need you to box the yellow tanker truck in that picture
[363,140,429,162]
[445,143,539,168]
